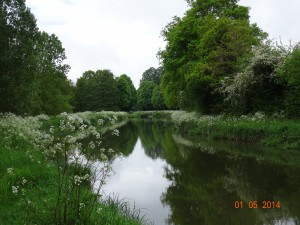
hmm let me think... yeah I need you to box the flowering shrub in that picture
[1,112,122,224]
[219,40,289,113]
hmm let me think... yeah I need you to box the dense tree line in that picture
[0,0,73,115]
[158,0,300,117]
[2,0,299,117]
[137,67,167,110]
[74,67,167,112]
[74,70,137,112]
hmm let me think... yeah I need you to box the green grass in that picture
[0,112,146,225]
[168,111,300,150]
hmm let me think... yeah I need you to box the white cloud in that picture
[239,0,300,44]
[26,0,300,88]
[26,0,188,88]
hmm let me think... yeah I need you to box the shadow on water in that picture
[86,119,300,225]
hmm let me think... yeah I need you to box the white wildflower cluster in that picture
[171,111,198,125]
[96,207,102,214]
[100,153,108,161]
[79,203,85,210]
[70,111,94,125]
[79,123,88,132]
[236,112,266,122]
[108,148,114,154]
[21,177,27,185]
[7,167,14,175]
[98,119,104,126]
[197,115,224,127]
[272,110,285,119]
[65,135,77,145]
[59,118,75,132]
[36,114,50,120]
[253,112,266,121]
[90,126,101,139]
[89,141,96,149]
[108,115,118,125]
[111,129,119,136]
[12,185,19,195]
[0,113,47,150]
[73,174,90,186]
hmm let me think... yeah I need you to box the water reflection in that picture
[102,139,170,225]
[88,120,300,225]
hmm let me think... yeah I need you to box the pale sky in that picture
[26,0,300,88]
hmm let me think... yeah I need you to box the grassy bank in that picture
[168,111,300,150]
[0,112,147,225]
[130,110,300,150]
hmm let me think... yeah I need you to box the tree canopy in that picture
[0,0,73,115]
[75,70,120,112]
[159,0,266,112]
[116,74,137,111]
[140,67,163,85]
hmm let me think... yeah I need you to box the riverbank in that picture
[132,110,300,150]
[0,112,146,225]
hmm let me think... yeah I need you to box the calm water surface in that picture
[94,120,300,225]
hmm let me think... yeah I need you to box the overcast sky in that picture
[26,0,300,88]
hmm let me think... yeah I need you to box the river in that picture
[92,119,300,225]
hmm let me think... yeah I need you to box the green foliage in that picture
[159,0,266,112]
[137,81,156,110]
[140,67,163,85]
[116,74,137,111]
[151,85,167,110]
[278,44,300,118]
[75,70,120,112]
[0,113,144,225]
[220,41,288,114]
[0,0,73,115]
[170,111,300,150]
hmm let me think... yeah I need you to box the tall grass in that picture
[0,112,146,225]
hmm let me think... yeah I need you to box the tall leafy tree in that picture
[75,70,120,112]
[32,32,73,115]
[151,85,167,110]
[140,67,163,85]
[159,0,266,112]
[0,0,38,114]
[278,44,300,118]
[0,0,73,115]
[116,74,137,111]
[137,81,156,110]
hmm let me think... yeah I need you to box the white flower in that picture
[12,186,19,195]
[7,168,14,175]
[108,148,114,154]
[89,141,95,149]
[49,126,54,134]
[98,119,104,126]
[112,129,119,136]
[83,174,90,180]
[79,203,85,209]
[21,177,27,185]
[100,153,108,161]
[74,175,82,185]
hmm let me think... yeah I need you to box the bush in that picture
[278,44,300,118]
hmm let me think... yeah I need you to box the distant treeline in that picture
[1,0,299,117]
[74,67,166,112]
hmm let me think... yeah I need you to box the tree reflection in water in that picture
[86,119,300,225]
